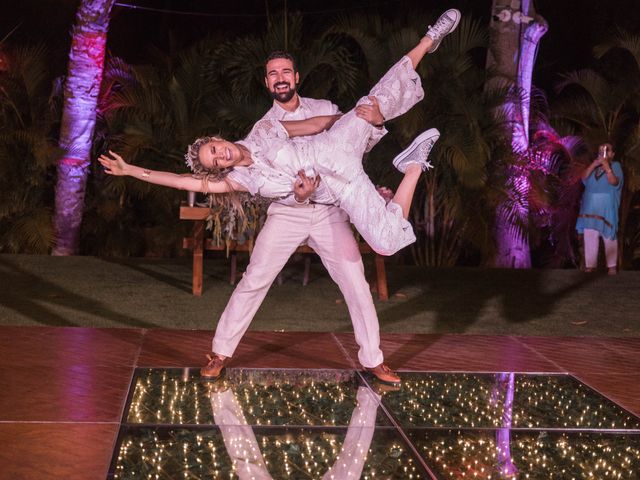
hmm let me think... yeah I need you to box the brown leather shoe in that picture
[365,363,401,384]
[200,353,228,378]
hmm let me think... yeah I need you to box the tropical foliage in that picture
[0,43,60,253]
[82,39,221,256]
[1,5,639,269]
[328,13,513,267]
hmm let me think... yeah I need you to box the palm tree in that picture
[52,0,115,255]
[486,0,548,268]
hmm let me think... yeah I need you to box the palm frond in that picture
[328,13,387,79]
[13,44,50,110]
[442,16,488,59]
[2,209,54,253]
[594,30,640,71]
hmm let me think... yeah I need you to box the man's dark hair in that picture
[264,51,297,75]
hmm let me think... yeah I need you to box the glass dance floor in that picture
[109,368,640,479]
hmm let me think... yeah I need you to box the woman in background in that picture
[576,142,624,274]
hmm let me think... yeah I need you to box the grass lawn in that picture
[1,253,638,337]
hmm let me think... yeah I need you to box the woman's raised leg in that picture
[393,165,423,219]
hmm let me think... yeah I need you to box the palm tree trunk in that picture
[487,0,547,267]
[52,0,115,255]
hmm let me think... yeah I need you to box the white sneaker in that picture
[425,9,461,53]
[392,128,440,173]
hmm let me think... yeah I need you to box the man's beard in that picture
[269,82,297,103]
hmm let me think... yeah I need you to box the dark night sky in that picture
[1,0,639,94]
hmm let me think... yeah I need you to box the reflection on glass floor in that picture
[114,427,420,479]
[126,368,391,427]
[109,369,640,479]
[383,372,640,430]
[410,429,640,479]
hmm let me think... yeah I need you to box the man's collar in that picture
[272,94,308,114]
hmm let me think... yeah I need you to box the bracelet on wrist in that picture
[141,169,151,178]
[294,195,310,205]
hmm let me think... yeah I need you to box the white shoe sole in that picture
[392,128,440,173]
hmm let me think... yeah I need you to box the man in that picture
[201,8,460,383]
[200,50,400,383]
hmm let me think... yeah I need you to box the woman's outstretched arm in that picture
[98,151,246,194]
